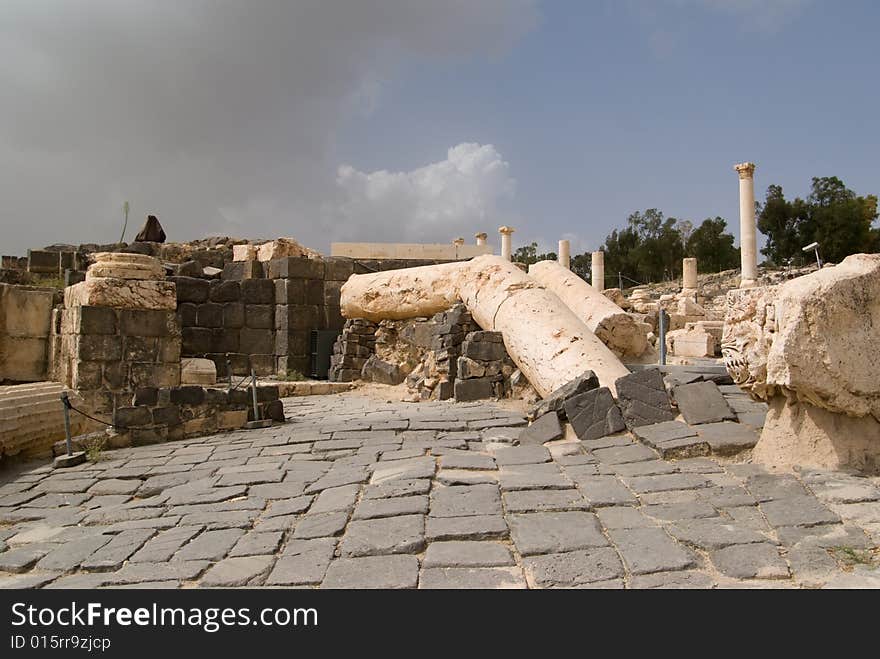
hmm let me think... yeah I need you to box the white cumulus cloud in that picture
[330,143,517,245]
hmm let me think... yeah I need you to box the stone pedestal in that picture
[591,251,605,292]
[499,226,515,261]
[735,162,757,288]
[475,232,487,247]
[558,240,570,270]
[682,257,698,297]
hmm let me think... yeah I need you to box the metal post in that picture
[250,368,261,421]
[814,247,822,269]
[658,310,668,366]
[226,356,233,389]
[618,272,622,290]
[60,392,73,456]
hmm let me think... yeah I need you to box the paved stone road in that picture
[1,393,879,589]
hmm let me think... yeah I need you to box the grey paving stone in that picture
[776,523,872,549]
[423,541,514,567]
[801,473,880,504]
[419,566,526,589]
[632,420,697,444]
[35,477,98,493]
[736,411,767,428]
[250,482,309,500]
[698,486,757,508]
[607,527,697,575]
[829,501,880,526]
[711,543,790,580]
[503,489,590,513]
[338,514,426,557]
[673,381,736,425]
[266,539,336,586]
[380,448,427,462]
[592,443,658,465]
[517,412,564,445]
[309,484,361,514]
[292,512,350,539]
[498,463,572,491]
[667,518,770,550]
[642,501,718,521]
[215,469,284,487]
[821,565,880,589]
[615,369,675,429]
[370,457,435,484]
[85,478,144,496]
[24,493,91,508]
[595,506,657,529]
[613,460,678,477]
[81,529,155,571]
[493,446,552,466]
[436,470,497,486]
[425,515,508,541]
[786,543,840,587]
[105,561,209,585]
[622,473,709,494]
[84,495,132,509]
[0,545,52,573]
[760,496,840,528]
[263,496,313,518]
[305,466,370,493]
[178,510,258,530]
[430,484,502,517]
[630,571,716,589]
[438,454,496,473]
[201,555,275,587]
[695,422,759,455]
[36,535,113,571]
[229,531,283,557]
[0,573,60,589]
[529,370,599,419]
[523,547,624,588]
[508,511,607,556]
[175,528,245,561]
[353,495,429,520]
[322,555,420,589]
[129,526,203,563]
[165,484,248,506]
[480,427,522,444]
[574,475,638,507]
[745,473,809,502]
[564,387,626,441]
[674,457,725,474]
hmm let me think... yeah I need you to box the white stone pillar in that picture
[682,257,698,292]
[452,237,464,247]
[735,162,757,288]
[475,232,487,246]
[558,240,570,270]
[591,251,605,292]
[499,226,515,261]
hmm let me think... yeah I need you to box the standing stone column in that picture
[735,162,758,288]
[682,257,698,296]
[591,251,605,292]
[558,240,571,270]
[475,232,487,246]
[499,226,515,261]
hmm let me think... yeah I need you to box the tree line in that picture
[513,174,878,285]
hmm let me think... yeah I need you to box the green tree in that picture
[757,185,806,265]
[512,242,556,266]
[685,217,740,272]
[569,252,591,282]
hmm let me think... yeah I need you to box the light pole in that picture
[802,241,822,269]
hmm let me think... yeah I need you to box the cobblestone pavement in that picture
[1,393,879,589]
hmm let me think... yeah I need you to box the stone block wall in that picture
[0,283,59,383]
[329,319,377,382]
[453,331,516,402]
[56,305,181,415]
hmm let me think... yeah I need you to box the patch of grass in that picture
[278,369,307,382]
[831,546,875,567]
[82,434,107,463]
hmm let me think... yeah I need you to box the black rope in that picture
[65,399,202,432]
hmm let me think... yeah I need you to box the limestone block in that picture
[85,252,165,281]
[180,358,217,385]
[256,238,322,262]
[232,244,257,262]
[676,297,705,317]
[65,279,177,311]
[0,283,54,337]
[666,328,715,358]
[529,260,648,357]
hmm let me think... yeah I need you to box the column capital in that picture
[498,225,515,235]
[474,232,487,240]
[452,237,465,247]
[734,162,756,179]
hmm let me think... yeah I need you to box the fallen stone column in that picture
[340,255,630,396]
[528,260,648,358]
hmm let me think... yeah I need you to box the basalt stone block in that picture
[241,279,275,305]
[27,249,61,273]
[325,258,354,282]
[115,405,152,428]
[151,405,180,427]
[196,303,223,328]
[121,309,176,338]
[177,303,197,328]
[245,304,274,329]
[238,328,274,354]
[518,412,564,445]
[176,260,203,278]
[182,327,212,354]
[122,335,158,362]
[170,386,206,406]
[262,400,285,422]
[130,363,179,388]
[77,335,122,361]
[305,279,324,306]
[274,279,305,305]
[203,387,228,406]
[74,306,117,335]
[277,305,321,331]
[171,276,210,304]
[615,369,675,429]
[250,355,276,376]
[223,303,245,329]
[222,261,264,281]
[133,387,158,407]
[71,361,102,389]
[529,370,600,420]
[564,387,626,441]
[324,306,344,331]
[64,269,86,287]
[102,361,127,389]
[209,280,240,303]
[454,377,496,402]
[267,257,325,280]
[361,355,404,385]
[278,355,310,377]
[211,328,239,353]
[275,330,310,356]
[673,381,736,426]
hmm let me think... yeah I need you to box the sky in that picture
[2,0,879,257]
